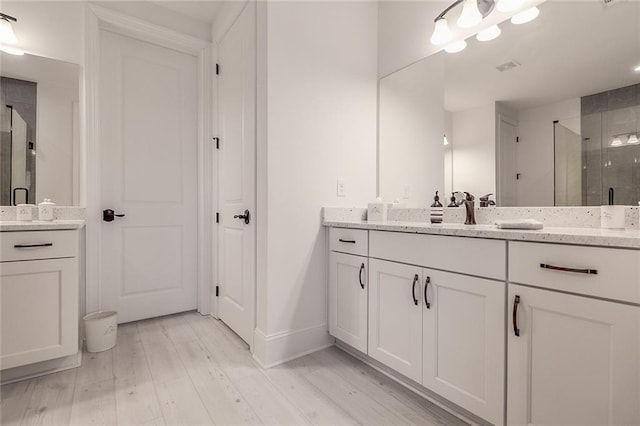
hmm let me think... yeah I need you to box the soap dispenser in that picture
[430,191,443,224]
[38,198,55,221]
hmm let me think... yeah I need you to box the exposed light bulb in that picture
[476,25,501,42]
[511,7,540,25]
[430,18,452,45]
[611,136,623,147]
[445,40,467,53]
[444,135,449,146]
[628,134,639,144]
[457,0,482,28]
[496,0,524,13]
[0,44,24,56]
[0,18,17,45]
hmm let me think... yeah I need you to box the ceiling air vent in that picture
[496,60,521,72]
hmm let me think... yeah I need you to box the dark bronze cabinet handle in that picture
[338,238,356,244]
[540,263,598,275]
[513,295,521,337]
[359,263,365,289]
[411,274,419,306]
[14,243,53,248]
[424,276,431,309]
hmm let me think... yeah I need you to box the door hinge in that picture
[216,212,219,223]
[216,64,220,75]
[516,173,521,180]
[213,137,219,149]
[516,136,520,143]
[216,286,220,297]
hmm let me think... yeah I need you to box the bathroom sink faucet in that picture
[479,193,496,207]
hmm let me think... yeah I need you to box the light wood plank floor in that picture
[1,312,467,426]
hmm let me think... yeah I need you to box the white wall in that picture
[379,54,444,206]
[451,104,496,197]
[255,0,378,366]
[516,98,580,206]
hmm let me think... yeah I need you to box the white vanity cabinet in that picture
[368,259,423,382]
[329,252,368,353]
[508,242,640,426]
[0,230,79,370]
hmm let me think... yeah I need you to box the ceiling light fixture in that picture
[511,6,539,24]
[445,40,467,53]
[430,0,495,45]
[457,0,483,28]
[496,0,524,13]
[476,24,502,41]
[0,13,18,45]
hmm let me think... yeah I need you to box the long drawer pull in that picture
[540,263,598,275]
[424,276,431,309]
[14,243,54,249]
[411,274,419,306]
[338,238,356,244]
[513,295,520,337]
[359,263,365,289]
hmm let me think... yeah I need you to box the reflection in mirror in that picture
[0,52,80,206]
[379,0,640,207]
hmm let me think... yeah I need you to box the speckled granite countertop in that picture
[323,219,640,249]
[0,220,85,231]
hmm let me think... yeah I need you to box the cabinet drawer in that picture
[509,242,640,304]
[329,227,368,256]
[0,230,78,262]
[370,231,505,280]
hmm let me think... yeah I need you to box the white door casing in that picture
[497,115,518,207]
[98,29,198,323]
[217,2,257,345]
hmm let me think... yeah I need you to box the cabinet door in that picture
[422,270,505,425]
[1,258,79,370]
[422,269,506,424]
[508,284,640,426]
[368,259,422,382]
[329,252,368,353]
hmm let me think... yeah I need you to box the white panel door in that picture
[422,269,505,426]
[329,252,368,353]
[99,30,198,323]
[497,115,518,207]
[508,284,640,426]
[368,259,422,382]
[217,2,256,345]
[1,258,78,369]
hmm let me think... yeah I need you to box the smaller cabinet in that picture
[329,252,368,353]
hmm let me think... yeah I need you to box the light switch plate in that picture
[337,179,346,197]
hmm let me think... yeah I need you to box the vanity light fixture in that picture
[431,18,453,45]
[634,64,640,72]
[444,135,450,145]
[628,134,639,144]
[477,24,502,41]
[611,136,623,147]
[457,0,483,28]
[0,13,18,45]
[496,0,524,13]
[511,6,540,25]
[0,44,24,56]
[445,40,467,53]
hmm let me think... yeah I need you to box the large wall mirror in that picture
[379,0,640,207]
[0,52,80,206]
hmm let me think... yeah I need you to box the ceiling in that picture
[443,0,640,112]
[148,0,224,24]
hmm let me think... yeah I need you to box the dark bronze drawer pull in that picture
[338,238,356,244]
[513,295,520,337]
[411,274,419,306]
[540,263,598,275]
[14,243,53,248]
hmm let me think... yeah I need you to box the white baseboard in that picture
[1,349,83,385]
[252,323,334,369]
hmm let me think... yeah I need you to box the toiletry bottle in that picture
[368,197,387,222]
[430,191,443,224]
[38,198,55,221]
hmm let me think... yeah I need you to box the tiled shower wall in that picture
[581,84,640,206]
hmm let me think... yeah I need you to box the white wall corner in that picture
[252,324,334,369]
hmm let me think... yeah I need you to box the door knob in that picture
[233,209,251,225]
[103,209,125,222]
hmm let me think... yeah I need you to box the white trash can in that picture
[83,311,118,352]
